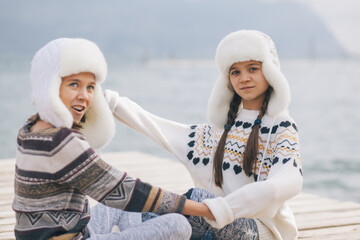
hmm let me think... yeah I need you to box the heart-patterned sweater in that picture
[110,96,303,240]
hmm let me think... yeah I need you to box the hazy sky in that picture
[288,0,360,55]
[1,0,359,57]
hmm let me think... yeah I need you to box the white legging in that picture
[87,203,191,240]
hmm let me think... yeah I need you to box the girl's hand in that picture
[104,89,120,112]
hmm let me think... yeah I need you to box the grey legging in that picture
[87,203,191,240]
[142,188,259,240]
[184,188,259,240]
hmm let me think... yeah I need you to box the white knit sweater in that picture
[106,94,303,240]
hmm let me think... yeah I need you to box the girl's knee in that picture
[189,188,216,202]
[163,213,192,239]
[90,203,106,215]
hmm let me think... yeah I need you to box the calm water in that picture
[1,57,359,202]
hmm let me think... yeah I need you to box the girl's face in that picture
[229,60,269,110]
[60,72,96,124]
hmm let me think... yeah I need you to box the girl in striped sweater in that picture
[13,38,214,240]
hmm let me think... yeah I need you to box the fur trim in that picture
[207,75,234,130]
[80,85,115,149]
[59,39,107,83]
[30,38,114,149]
[207,30,290,129]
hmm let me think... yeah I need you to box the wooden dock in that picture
[1,151,359,239]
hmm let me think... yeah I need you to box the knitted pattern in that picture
[187,118,302,182]
[13,119,186,240]
[106,96,303,239]
[184,109,302,236]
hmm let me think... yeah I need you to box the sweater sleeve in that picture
[65,130,186,215]
[203,120,303,228]
[104,90,190,163]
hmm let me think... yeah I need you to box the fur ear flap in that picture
[207,75,234,129]
[261,60,290,117]
[47,75,74,128]
[80,85,115,149]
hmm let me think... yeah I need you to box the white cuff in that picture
[203,197,234,229]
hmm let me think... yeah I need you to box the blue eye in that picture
[87,85,95,91]
[69,82,78,87]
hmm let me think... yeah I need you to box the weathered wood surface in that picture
[1,152,359,240]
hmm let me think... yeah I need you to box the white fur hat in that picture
[30,38,115,149]
[207,30,291,129]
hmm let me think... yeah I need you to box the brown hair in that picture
[28,113,85,130]
[213,88,271,187]
[72,115,86,130]
[28,113,40,123]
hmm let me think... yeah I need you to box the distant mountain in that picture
[0,0,346,59]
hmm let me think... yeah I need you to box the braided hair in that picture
[213,88,271,187]
[213,93,241,187]
[242,88,271,176]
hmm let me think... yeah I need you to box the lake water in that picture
[1,56,359,203]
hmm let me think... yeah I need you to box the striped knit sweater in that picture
[13,119,186,240]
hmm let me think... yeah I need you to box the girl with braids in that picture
[104,30,303,239]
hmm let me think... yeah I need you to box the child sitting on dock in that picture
[105,30,303,239]
[12,38,216,240]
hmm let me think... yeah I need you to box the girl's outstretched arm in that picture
[104,89,191,162]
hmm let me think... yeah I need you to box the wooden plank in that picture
[296,209,360,222]
[0,232,14,240]
[0,225,13,233]
[299,224,360,239]
[0,212,13,219]
[291,200,360,214]
[0,189,13,195]
[0,200,12,206]
[298,216,360,231]
[0,218,15,226]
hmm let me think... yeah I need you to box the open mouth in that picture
[72,106,85,113]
